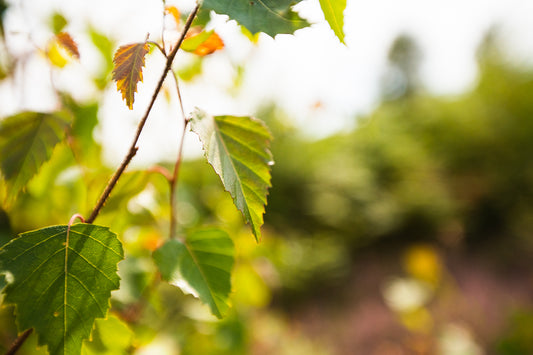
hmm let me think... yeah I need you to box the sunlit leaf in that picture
[202,0,310,37]
[189,108,273,241]
[0,224,123,355]
[319,0,345,44]
[153,229,234,318]
[182,29,224,56]
[0,111,70,201]
[112,41,150,110]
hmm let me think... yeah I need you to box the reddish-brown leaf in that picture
[56,32,80,59]
[112,41,150,110]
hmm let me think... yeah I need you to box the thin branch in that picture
[5,329,33,355]
[86,3,200,224]
[168,69,189,239]
[148,41,166,56]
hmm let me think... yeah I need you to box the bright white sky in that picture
[1,0,533,166]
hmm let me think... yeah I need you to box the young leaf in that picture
[0,224,123,355]
[0,111,70,200]
[153,229,234,319]
[189,108,273,241]
[112,41,150,110]
[319,0,346,44]
[182,29,224,56]
[202,0,310,37]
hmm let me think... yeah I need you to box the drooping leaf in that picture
[153,229,234,318]
[319,0,346,44]
[56,32,80,59]
[0,224,123,355]
[112,41,150,110]
[189,108,273,241]
[182,29,224,56]
[0,111,70,201]
[202,0,310,37]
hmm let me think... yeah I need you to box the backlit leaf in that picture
[0,111,70,201]
[0,224,123,355]
[189,108,273,241]
[112,41,150,110]
[153,229,234,318]
[319,0,346,44]
[182,29,224,56]
[202,0,310,37]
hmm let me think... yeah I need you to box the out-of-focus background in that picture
[2,0,533,354]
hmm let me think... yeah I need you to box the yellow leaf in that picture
[165,5,180,27]
[112,41,150,110]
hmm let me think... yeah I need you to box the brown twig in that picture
[86,3,200,224]
[5,329,32,355]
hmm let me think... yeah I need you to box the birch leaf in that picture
[319,0,346,44]
[189,108,273,241]
[112,41,149,110]
[0,224,123,355]
[153,229,234,318]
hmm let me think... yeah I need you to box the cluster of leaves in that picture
[0,0,347,354]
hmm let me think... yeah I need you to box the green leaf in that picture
[0,224,123,355]
[202,0,310,37]
[189,108,273,241]
[0,111,70,200]
[319,0,346,44]
[50,12,67,34]
[153,229,234,319]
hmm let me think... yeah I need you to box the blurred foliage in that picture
[1,16,533,352]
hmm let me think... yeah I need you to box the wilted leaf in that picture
[112,41,150,110]
[165,5,181,27]
[153,229,234,318]
[0,224,123,355]
[182,29,224,56]
[319,0,346,44]
[202,0,310,37]
[189,108,273,241]
[0,111,70,201]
